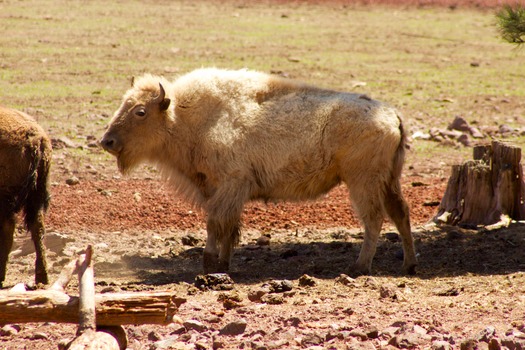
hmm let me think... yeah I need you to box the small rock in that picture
[0,325,21,336]
[389,333,423,349]
[381,326,401,338]
[499,124,514,135]
[150,336,190,350]
[256,234,271,246]
[218,292,243,310]
[458,133,471,146]
[349,329,368,341]
[432,340,454,350]
[347,339,376,350]
[147,331,162,341]
[267,279,293,293]
[181,233,201,246]
[469,126,484,138]
[183,319,207,332]
[219,320,247,335]
[298,274,317,287]
[477,326,496,342]
[449,116,471,132]
[261,293,284,305]
[365,326,380,339]
[379,283,398,299]
[212,340,225,349]
[460,339,477,350]
[248,287,269,302]
[65,176,80,186]
[488,337,501,350]
[195,273,234,291]
[335,274,356,286]
[29,332,49,340]
[301,333,324,346]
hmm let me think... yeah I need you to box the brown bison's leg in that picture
[28,212,49,285]
[384,182,417,275]
[0,214,16,288]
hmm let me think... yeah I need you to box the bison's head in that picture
[100,75,172,174]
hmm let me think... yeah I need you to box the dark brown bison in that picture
[0,106,51,287]
[100,68,417,276]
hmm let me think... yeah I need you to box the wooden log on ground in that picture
[68,246,122,350]
[0,290,186,326]
[434,140,525,227]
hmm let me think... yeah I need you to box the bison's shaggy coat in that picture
[101,68,417,275]
[0,106,51,287]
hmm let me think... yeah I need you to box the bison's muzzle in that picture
[99,133,121,156]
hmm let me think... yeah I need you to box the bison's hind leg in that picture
[0,214,16,288]
[347,185,385,276]
[26,211,49,285]
[384,182,417,275]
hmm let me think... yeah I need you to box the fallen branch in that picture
[0,289,185,326]
[0,247,185,326]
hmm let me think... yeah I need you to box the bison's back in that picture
[0,106,51,216]
[173,70,403,201]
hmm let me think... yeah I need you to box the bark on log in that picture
[0,290,186,325]
[434,140,525,227]
[77,246,95,335]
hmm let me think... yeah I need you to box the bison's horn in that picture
[155,83,171,111]
[154,83,166,103]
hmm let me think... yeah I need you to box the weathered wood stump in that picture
[434,140,525,227]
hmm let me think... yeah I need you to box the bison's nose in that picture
[100,134,121,154]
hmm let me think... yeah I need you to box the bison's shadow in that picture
[117,224,525,286]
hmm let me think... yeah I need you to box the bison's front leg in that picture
[204,218,241,274]
[203,184,247,274]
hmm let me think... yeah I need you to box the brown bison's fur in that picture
[0,106,51,287]
[101,68,417,276]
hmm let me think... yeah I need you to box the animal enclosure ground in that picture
[1,0,525,349]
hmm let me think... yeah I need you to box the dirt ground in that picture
[1,1,525,349]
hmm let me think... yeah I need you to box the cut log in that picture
[0,290,186,325]
[434,140,525,227]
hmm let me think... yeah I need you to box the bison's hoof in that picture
[203,253,230,274]
[348,264,371,278]
[402,264,417,275]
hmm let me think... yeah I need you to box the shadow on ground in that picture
[107,223,525,287]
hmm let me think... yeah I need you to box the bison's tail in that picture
[391,112,407,184]
[23,138,51,227]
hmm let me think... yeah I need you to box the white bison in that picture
[100,68,417,276]
[0,106,51,287]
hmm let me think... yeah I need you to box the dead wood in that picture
[0,247,185,326]
[0,290,185,326]
[434,140,525,227]
[77,245,95,335]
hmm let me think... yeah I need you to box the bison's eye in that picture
[134,107,147,118]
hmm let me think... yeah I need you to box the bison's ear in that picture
[160,98,171,111]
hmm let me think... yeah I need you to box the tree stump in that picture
[434,140,525,227]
